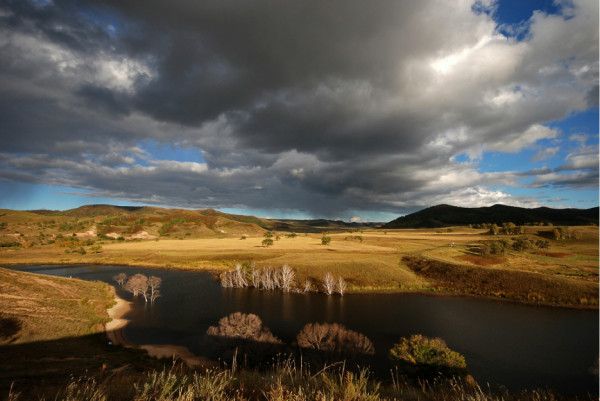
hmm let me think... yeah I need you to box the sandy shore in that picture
[105,293,133,346]
[104,290,213,368]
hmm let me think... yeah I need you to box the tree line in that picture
[219,264,347,296]
[206,312,466,373]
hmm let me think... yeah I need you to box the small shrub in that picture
[321,235,331,245]
[262,238,274,247]
[296,322,375,355]
[207,312,281,344]
[389,334,466,374]
[512,238,533,252]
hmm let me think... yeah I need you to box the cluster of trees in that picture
[205,312,467,373]
[478,237,550,256]
[551,227,581,240]
[113,272,162,304]
[220,264,296,292]
[487,222,525,236]
[344,235,363,242]
[219,264,348,296]
[206,313,374,356]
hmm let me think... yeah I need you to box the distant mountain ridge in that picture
[24,204,375,232]
[383,204,599,228]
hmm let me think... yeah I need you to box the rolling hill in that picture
[383,204,599,228]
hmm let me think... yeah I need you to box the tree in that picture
[487,224,499,235]
[233,264,248,287]
[206,312,281,344]
[336,276,347,296]
[113,272,127,287]
[302,279,313,293]
[280,264,295,292]
[321,235,331,245]
[125,274,149,302]
[323,272,335,295]
[296,323,374,355]
[262,238,274,247]
[264,231,274,239]
[148,276,162,303]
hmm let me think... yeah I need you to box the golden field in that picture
[0,206,597,307]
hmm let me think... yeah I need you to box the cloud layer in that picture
[0,0,597,216]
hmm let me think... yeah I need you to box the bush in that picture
[207,312,281,344]
[512,238,533,252]
[262,238,274,247]
[296,323,374,355]
[321,235,331,245]
[478,240,507,256]
[389,334,466,375]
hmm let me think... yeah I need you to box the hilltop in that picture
[383,204,599,228]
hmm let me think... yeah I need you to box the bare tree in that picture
[206,312,282,344]
[261,268,275,290]
[279,264,295,292]
[251,268,262,288]
[233,263,248,288]
[125,274,149,302]
[148,276,162,303]
[113,272,127,287]
[220,271,234,288]
[336,276,347,296]
[303,279,313,293]
[323,272,335,295]
[296,323,374,355]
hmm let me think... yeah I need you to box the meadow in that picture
[0,206,597,308]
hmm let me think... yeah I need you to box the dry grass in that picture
[0,267,114,343]
[0,220,597,305]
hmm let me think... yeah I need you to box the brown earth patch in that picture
[534,251,572,258]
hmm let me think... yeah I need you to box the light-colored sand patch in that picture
[127,231,157,240]
[140,344,216,368]
[105,294,132,346]
[75,228,97,238]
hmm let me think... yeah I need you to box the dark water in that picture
[12,264,599,395]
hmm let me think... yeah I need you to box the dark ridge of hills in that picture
[383,204,599,228]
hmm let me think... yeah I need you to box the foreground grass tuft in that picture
[6,361,591,401]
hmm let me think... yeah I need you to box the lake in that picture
[12,264,598,395]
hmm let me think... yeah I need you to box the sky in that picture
[0,0,597,222]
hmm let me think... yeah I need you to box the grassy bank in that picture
[0,268,159,397]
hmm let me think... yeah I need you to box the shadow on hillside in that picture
[0,332,160,399]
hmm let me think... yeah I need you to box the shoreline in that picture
[104,287,214,368]
[2,262,596,310]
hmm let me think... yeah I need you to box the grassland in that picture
[0,207,597,307]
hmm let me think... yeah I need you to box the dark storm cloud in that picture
[0,0,597,215]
